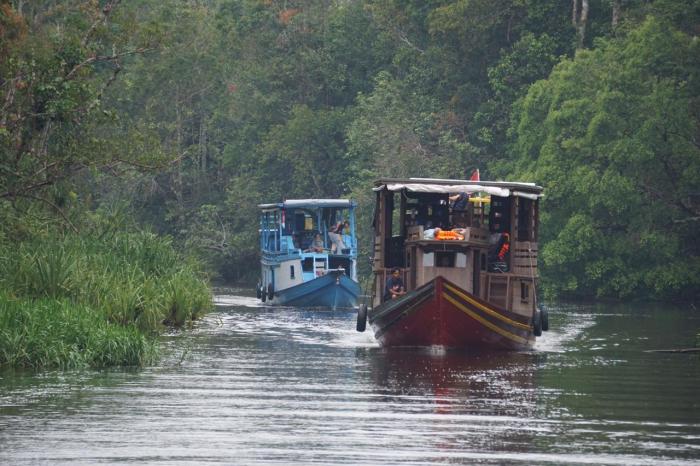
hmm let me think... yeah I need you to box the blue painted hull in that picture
[271,272,360,309]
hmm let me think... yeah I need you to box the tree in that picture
[510,17,700,301]
[0,1,161,222]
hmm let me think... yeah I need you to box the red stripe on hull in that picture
[370,277,535,350]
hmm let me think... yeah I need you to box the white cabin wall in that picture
[274,259,304,292]
[415,249,473,293]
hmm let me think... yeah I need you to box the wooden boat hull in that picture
[368,276,535,350]
[271,271,360,309]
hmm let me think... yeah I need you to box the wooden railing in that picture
[511,241,538,277]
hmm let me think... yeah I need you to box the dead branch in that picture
[65,48,154,81]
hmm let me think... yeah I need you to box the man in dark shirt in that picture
[384,267,406,301]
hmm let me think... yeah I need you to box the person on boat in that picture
[305,233,324,253]
[384,267,406,301]
[488,232,510,272]
[449,192,469,211]
[328,220,349,253]
[497,233,510,262]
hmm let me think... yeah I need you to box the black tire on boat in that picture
[541,308,549,331]
[256,282,262,299]
[356,304,368,332]
[533,309,542,337]
[267,283,274,300]
[261,287,267,302]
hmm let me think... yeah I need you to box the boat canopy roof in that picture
[258,199,356,210]
[373,177,544,200]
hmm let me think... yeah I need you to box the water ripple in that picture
[1,297,699,465]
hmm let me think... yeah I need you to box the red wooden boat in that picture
[356,176,549,350]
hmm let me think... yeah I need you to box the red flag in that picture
[470,169,480,181]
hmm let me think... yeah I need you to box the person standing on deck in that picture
[328,220,349,253]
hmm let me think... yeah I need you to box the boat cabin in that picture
[371,178,543,319]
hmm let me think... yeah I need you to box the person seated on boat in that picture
[488,232,510,272]
[328,220,349,253]
[304,233,324,253]
[384,267,406,301]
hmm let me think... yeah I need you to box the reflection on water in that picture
[1,290,698,465]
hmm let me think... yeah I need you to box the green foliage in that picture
[346,71,469,181]
[510,17,700,301]
[3,0,700,305]
[259,105,352,197]
[0,0,165,207]
[0,207,212,368]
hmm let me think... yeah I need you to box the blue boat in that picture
[256,199,360,309]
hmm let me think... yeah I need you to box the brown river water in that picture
[1,290,699,465]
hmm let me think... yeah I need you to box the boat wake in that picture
[533,305,596,353]
[213,294,264,308]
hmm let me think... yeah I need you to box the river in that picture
[1,291,698,465]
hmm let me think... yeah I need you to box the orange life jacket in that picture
[498,241,510,260]
[436,230,464,241]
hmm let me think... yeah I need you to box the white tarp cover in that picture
[512,191,540,200]
[375,183,511,197]
[374,182,542,199]
[258,199,354,209]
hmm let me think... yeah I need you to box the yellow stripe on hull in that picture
[443,283,531,331]
[442,293,530,345]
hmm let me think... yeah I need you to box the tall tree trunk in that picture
[612,0,621,28]
[573,0,589,48]
[580,0,589,46]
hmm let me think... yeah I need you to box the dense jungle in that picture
[1,0,699,368]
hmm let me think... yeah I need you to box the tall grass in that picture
[0,227,212,369]
[0,294,157,369]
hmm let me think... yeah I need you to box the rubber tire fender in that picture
[533,309,542,337]
[541,308,549,332]
[267,283,274,300]
[256,282,262,299]
[356,304,368,332]
[261,287,267,302]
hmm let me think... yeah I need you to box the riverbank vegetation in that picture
[1,0,698,364]
[0,209,211,369]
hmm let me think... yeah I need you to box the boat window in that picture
[302,258,314,272]
[489,196,511,234]
[294,211,306,232]
[517,197,535,241]
[329,256,351,273]
[391,192,402,237]
[406,192,449,230]
[290,265,295,279]
[261,210,281,251]
[435,252,455,268]
[322,207,353,238]
[289,209,317,232]
[520,282,530,302]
